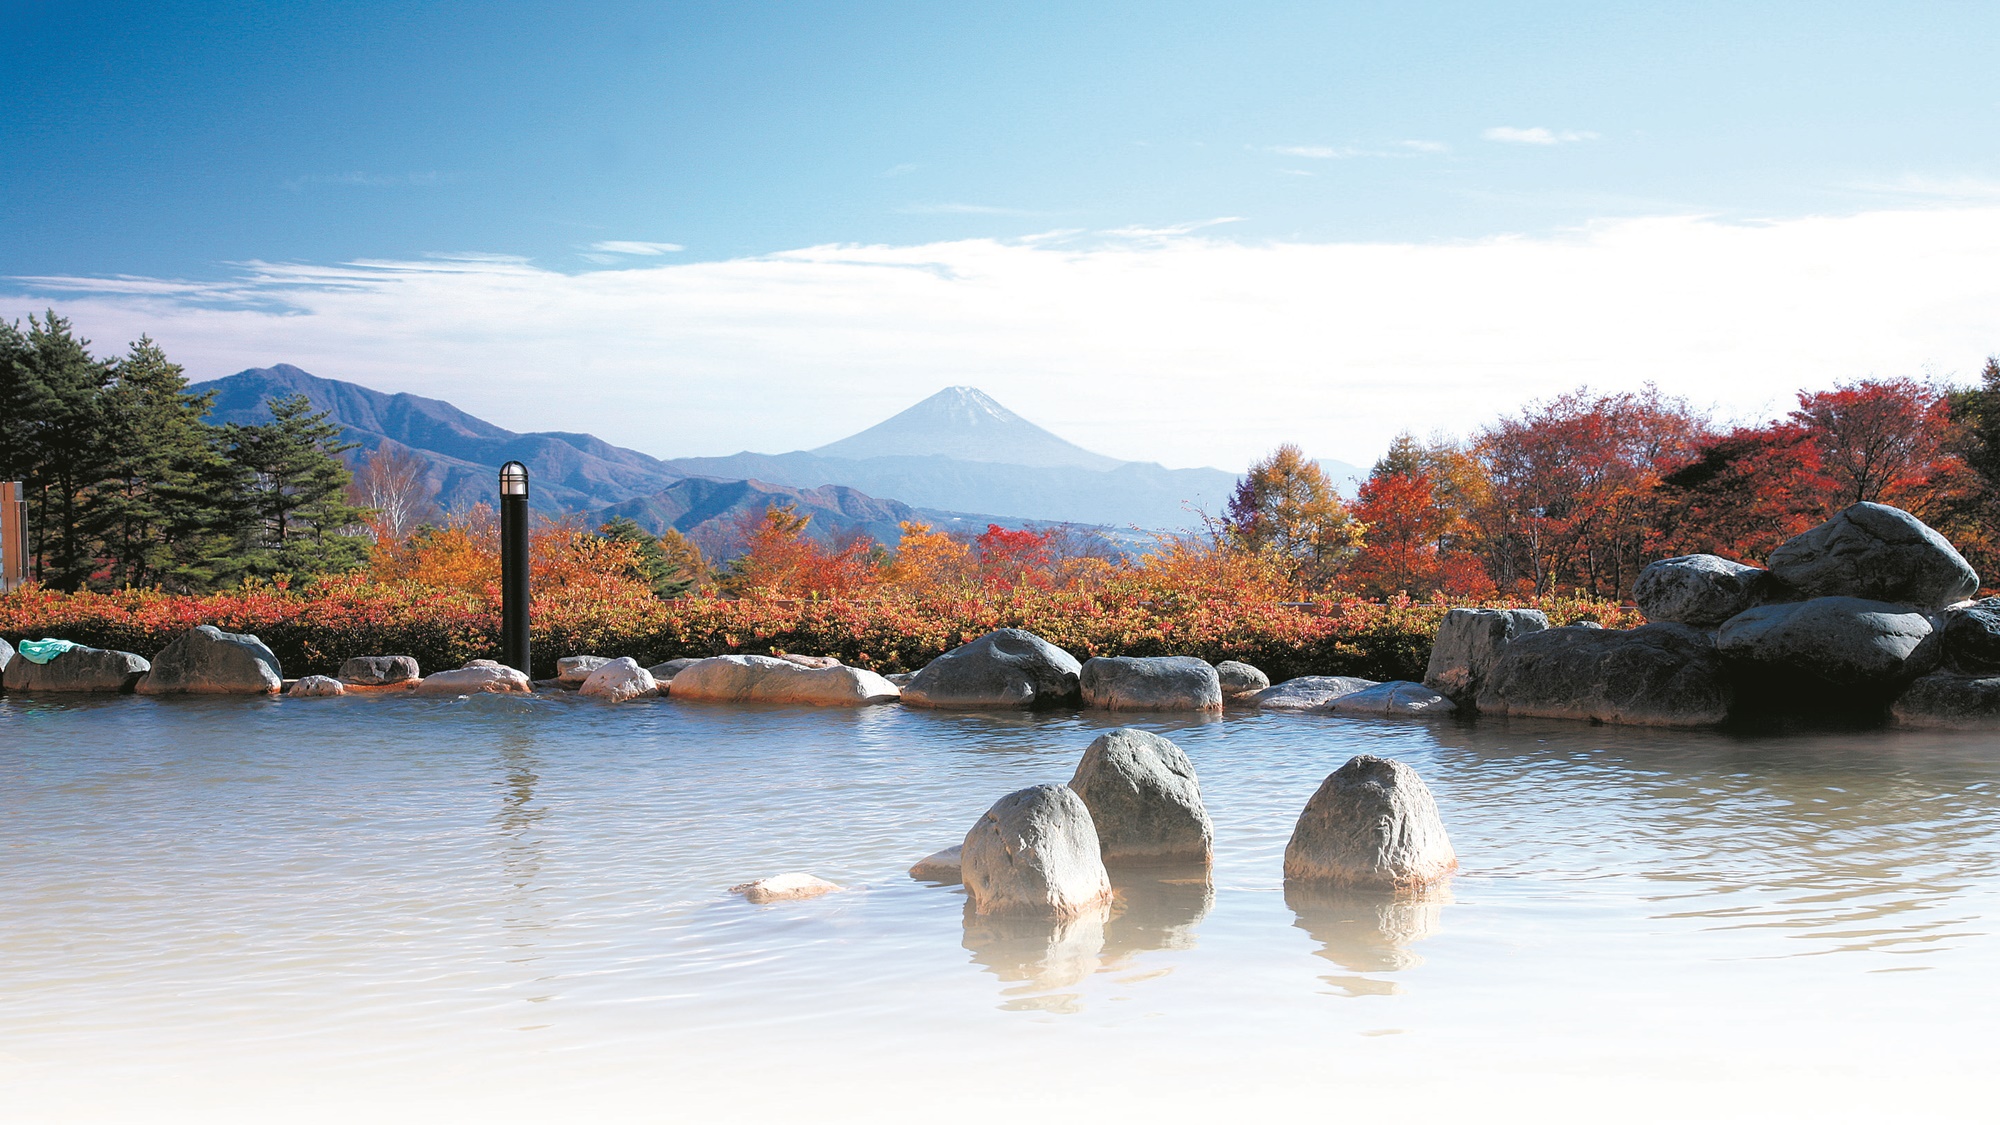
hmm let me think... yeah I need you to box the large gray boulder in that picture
[136,625,281,695]
[579,656,659,702]
[1080,656,1223,712]
[1892,673,2000,728]
[1477,623,1732,726]
[961,784,1112,918]
[1423,608,1548,706]
[1250,675,1378,711]
[1067,729,1213,865]
[1325,680,1457,717]
[900,628,1081,709]
[646,656,703,682]
[338,655,420,685]
[668,654,899,706]
[1284,755,1457,892]
[1716,597,1938,693]
[1,644,150,693]
[414,660,533,695]
[557,655,612,685]
[1634,554,1774,627]
[1214,659,1270,699]
[1766,502,1978,608]
[1939,598,2000,674]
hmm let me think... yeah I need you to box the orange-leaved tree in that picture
[720,504,877,598]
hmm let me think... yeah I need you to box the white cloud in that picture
[10,206,2000,471]
[588,240,685,255]
[1482,126,1599,145]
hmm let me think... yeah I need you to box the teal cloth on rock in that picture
[18,638,78,664]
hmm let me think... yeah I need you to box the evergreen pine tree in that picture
[223,393,372,577]
[86,338,246,589]
[3,313,115,590]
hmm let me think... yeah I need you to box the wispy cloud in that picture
[1852,174,2000,201]
[11,207,2000,470]
[1482,126,1599,146]
[588,240,685,255]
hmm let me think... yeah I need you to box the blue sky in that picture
[10,1,1996,275]
[6,2,2000,468]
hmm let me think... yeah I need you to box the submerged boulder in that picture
[579,656,659,702]
[136,625,281,695]
[1,644,150,693]
[1477,623,1731,727]
[338,655,420,685]
[1214,659,1271,699]
[1422,608,1548,706]
[1716,597,1938,694]
[729,873,842,903]
[1939,598,2000,674]
[287,675,345,698]
[1068,729,1213,865]
[1634,554,1775,627]
[1325,680,1457,717]
[1249,675,1378,712]
[908,845,963,883]
[1766,502,1978,608]
[1284,755,1457,892]
[668,654,899,706]
[961,784,1112,918]
[1892,673,2000,729]
[1079,656,1223,712]
[900,628,1081,709]
[556,655,612,685]
[414,661,533,695]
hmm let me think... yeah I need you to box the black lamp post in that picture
[499,461,531,674]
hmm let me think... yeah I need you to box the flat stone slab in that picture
[1249,676,1378,711]
[730,873,843,903]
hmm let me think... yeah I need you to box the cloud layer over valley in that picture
[9,205,2000,471]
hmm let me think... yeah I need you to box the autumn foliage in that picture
[6,366,1999,683]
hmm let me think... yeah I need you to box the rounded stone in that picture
[1079,656,1222,712]
[1634,554,1774,627]
[961,784,1112,918]
[1283,755,1457,892]
[900,628,1082,709]
[1067,729,1213,865]
[1766,502,1978,608]
[136,625,282,695]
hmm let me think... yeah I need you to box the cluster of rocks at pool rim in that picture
[6,500,1997,728]
[1427,501,1998,728]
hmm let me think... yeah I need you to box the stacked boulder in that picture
[1437,502,1992,727]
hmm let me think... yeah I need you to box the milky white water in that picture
[2,692,1997,1122]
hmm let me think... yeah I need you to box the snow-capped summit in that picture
[810,386,1123,470]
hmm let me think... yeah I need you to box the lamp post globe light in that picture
[499,462,531,676]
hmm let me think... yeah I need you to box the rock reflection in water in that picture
[962,900,1112,1011]
[1103,867,1215,964]
[962,867,1214,1010]
[1286,882,1450,995]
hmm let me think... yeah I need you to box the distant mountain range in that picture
[191,365,1363,552]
